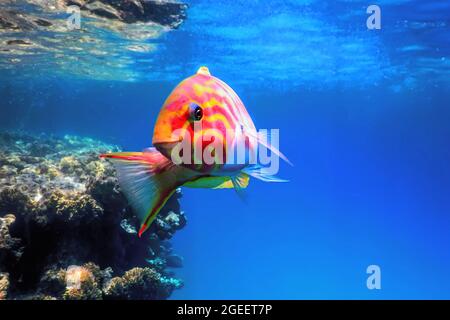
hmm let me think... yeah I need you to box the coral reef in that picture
[0,132,186,300]
[0,272,9,299]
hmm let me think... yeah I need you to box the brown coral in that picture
[59,156,81,174]
[63,265,102,300]
[0,214,23,271]
[104,267,171,300]
[0,272,9,300]
[46,191,104,225]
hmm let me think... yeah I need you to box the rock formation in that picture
[0,0,188,80]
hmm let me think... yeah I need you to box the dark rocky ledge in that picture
[0,0,187,32]
[0,0,188,80]
[65,0,187,28]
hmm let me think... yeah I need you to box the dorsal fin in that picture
[197,66,211,76]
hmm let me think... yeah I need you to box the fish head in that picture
[153,67,255,172]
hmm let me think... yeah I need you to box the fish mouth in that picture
[152,138,183,145]
[153,138,183,156]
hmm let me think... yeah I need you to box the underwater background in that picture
[1,0,450,299]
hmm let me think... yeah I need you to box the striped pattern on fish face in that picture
[152,67,257,174]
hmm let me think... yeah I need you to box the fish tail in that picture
[100,148,179,237]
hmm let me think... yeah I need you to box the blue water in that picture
[2,0,450,299]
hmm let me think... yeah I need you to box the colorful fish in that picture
[101,67,291,237]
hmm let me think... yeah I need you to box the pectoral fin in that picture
[244,129,293,166]
[242,165,288,182]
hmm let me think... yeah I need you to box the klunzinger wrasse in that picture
[101,67,291,237]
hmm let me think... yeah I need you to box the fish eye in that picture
[190,103,203,121]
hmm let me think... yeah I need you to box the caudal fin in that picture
[100,148,179,237]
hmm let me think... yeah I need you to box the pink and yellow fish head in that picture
[152,66,257,173]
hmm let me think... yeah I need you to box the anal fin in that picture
[183,174,249,189]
